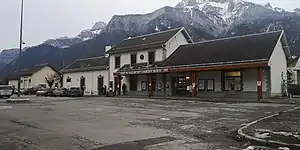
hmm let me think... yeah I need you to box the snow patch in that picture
[160,117,170,121]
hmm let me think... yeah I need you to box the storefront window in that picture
[198,79,205,91]
[141,81,147,91]
[224,71,242,91]
[198,79,215,91]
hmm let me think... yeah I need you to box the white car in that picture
[0,85,13,98]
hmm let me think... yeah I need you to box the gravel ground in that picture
[0,97,295,150]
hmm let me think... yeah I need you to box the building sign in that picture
[120,68,169,75]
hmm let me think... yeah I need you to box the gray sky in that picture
[0,0,299,50]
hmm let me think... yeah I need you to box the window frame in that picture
[198,79,215,92]
[115,56,121,68]
[223,70,243,91]
[130,53,137,65]
[148,51,155,65]
[66,77,71,83]
[141,81,148,91]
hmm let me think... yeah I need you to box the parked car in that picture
[14,88,25,95]
[45,89,54,97]
[288,84,300,98]
[53,88,68,97]
[24,88,37,95]
[36,88,47,96]
[36,88,53,97]
[0,85,13,98]
[68,87,83,97]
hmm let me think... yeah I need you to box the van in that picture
[0,85,13,98]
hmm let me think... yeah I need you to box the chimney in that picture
[105,45,112,57]
[105,45,112,52]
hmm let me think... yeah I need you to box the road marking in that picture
[0,106,12,109]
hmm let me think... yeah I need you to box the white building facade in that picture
[61,57,109,96]
[107,28,291,99]
[8,64,60,89]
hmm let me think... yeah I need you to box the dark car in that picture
[53,88,68,97]
[24,88,37,95]
[44,88,54,97]
[68,87,83,97]
[288,84,300,98]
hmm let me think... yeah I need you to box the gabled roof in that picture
[163,31,283,68]
[106,27,192,54]
[7,64,56,80]
[62,56,108,73]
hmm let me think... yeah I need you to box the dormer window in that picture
[148,51,155,65]
[131,54,137,65]
[115,56,121,68]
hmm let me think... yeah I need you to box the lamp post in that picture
[17,0,24,97]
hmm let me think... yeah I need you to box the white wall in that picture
[63,70,109,96]
[197,71,221,91]
[32,66,59,88]
[8,80,19,88]
[165,31,189,57]
[268,38,287,97]
[243,69,268,92]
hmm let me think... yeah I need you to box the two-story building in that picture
[106,27,193,96]
[108,28,291,99]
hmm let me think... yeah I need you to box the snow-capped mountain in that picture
[175,0,283,28]
[2,0,300,79]
[44,21,107,48]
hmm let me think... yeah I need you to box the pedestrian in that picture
[122,83,127,95]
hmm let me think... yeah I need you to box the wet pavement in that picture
[244,106,300,149]
[0,97,295,150]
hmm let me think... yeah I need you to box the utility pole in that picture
[17,0,24,97]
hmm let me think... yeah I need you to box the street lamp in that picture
[17,0,24,97]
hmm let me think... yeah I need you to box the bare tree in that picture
[45,73,61,88]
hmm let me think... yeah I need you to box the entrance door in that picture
[98,77,104,96]
[80,77,85,92]
[171,77,187,96]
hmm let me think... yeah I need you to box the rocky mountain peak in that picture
[176,0,248,25]
[91,21,107,31]
[44,21,107,48]
[294,8,300,14]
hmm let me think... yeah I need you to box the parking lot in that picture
[0,97,295,150]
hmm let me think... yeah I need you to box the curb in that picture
[238,106,300,149]
[6,98,31,103]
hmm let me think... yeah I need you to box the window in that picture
[66,77,71,82]
[141,81,147,91]
[129,75,138,91]
[148,51,155,65]
[224,71,242,91]
[130,54,137,65]
[20,80,23,83]
[198,79,205,91]
[198,79,215,91]
[115,56,121,68]
[207,79,215,91]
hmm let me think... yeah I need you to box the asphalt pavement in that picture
[0,96,296,150]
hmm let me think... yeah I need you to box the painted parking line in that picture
[0,106,12,109]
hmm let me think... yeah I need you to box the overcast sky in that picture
[0,0,299,50]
